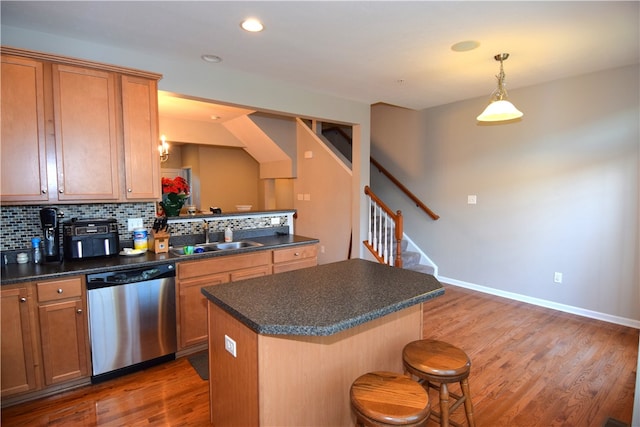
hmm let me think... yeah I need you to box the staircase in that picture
[364,186,436,276]
[399,238,436,276]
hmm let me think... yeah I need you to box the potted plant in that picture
[160,176,190,217]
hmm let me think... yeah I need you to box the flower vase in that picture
[161,194,185,217]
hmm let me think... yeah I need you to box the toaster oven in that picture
[63,218,119,260]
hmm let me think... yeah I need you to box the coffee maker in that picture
[40,207,61,262]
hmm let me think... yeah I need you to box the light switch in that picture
[467,195,477,205]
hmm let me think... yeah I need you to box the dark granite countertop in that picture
[201,258,444,337]
[1,234,318,285]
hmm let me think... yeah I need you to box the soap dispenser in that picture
[224,226,233,242]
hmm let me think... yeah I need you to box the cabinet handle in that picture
[77,309,83,314]
[57,288,63,294]
[20,297,27,303]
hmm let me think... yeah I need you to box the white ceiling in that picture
[2,1,638,119]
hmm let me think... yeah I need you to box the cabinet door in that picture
[1,286,39,397]
[52,64,119,200]
[121,75,161,200]
[0,55,49,202]
[38,299,90,385]
[178,273,229,350]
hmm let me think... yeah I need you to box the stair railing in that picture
[370,157,439,221]
[321,125,439,221]
[364,186,403,268]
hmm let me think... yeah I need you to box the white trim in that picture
[402,233,438,276]
[438,275,640,330]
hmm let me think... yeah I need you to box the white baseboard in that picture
[438,275,640,330]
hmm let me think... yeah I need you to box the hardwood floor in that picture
[1,284,637,426]
[422,285,638,427]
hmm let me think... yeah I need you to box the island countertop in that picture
[201,258,444,336]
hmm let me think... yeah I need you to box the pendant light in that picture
[477,53,523,122]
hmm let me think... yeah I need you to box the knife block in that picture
[148,231,170,253]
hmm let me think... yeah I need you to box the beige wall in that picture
[294,120,352,264]
[371,64,639,324]
[168,145,260,213]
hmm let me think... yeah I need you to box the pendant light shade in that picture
[477,53,523,122]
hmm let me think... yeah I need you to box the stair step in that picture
[401,251,421,268]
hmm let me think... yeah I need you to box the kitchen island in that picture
[201,258,444,426]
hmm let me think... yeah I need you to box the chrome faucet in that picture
[203,220,210,244]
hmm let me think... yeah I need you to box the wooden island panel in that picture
[208,301,422,426]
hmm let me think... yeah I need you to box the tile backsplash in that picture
[0,203,157,251]
[1,203,291,252]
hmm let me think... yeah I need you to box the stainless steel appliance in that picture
[63,218,119,260]
[86,263,177,383]
[39,207,61,262]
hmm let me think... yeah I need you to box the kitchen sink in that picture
[214,241,263,250]
[169,240,263,257]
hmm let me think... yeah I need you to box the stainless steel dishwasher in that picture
[86,263,176,383]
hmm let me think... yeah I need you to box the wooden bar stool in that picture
[402,340,476,427]
[350,371,430,426]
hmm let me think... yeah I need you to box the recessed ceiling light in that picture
[241,18,264,32]
[201,54,222,63]
[451,40,480,52]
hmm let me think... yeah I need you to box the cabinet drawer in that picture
[273,245,318,264]
[273,257,318,274]
[179,251,271,280]
[37,277,82,303]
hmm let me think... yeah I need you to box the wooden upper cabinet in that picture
[52,64,120,201]
[0,47,162,205]
[0,55,49,202]
[121,75,161,200]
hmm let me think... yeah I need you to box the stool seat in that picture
[403,340,476,427]
[350,371,430,426]
[403,339,471,381]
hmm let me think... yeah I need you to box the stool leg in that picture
[439,382,450,427]
[460,378,475,427]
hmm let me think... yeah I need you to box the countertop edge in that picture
[1,235,319,285]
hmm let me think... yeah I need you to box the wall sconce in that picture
[158,135,169,162]
[477,53,523,122]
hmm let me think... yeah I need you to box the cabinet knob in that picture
[20,297,27,303]
[41,189,47,194]
[57,288,63,294]
[128,188,132,192]
[77,309,83,314]
[59,189,64,194]
[294,252,300,257]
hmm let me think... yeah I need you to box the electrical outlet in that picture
[270,217,280,225]
[127,218,143,231]
[224,334,237,357]
[554,272,563,283]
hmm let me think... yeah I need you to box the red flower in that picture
[162,176,190,195]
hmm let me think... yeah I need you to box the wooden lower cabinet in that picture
[272,244,318,274]
[179,272,230,349]
[1,284,40,397]
[36,276,91,386]
[1,275,90,400]
[177,245,317,352]
[177,251,271,351]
